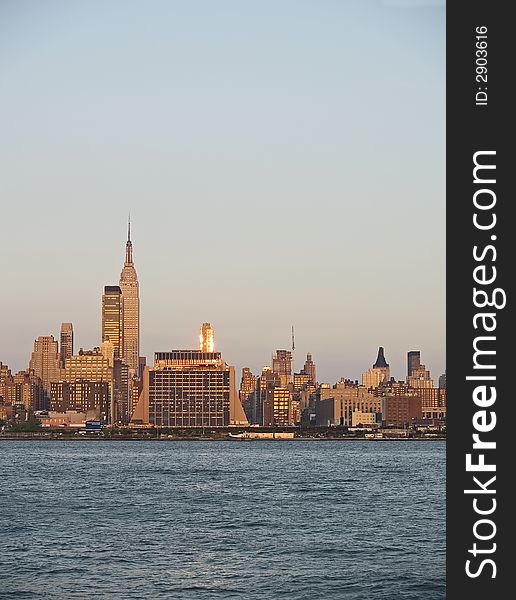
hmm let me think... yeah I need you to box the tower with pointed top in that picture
[119,217,140,375]
[362,346,390,389]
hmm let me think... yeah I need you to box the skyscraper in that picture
[131,350,248,427]
[119,218,140,375]
[11,370,46,412]
[239,367,256,422]
[301,352,316,384]
[199,323,214,353]
[272,350,292,388]
[28,335,61,398]
[407,351,421,378]
[0,362,13,402]
[439,372,446,389]
[60,323,74,368]
[102,286,123,359]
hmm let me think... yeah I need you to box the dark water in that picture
[0,440,445,599]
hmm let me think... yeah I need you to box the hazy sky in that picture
[0,0,445,384]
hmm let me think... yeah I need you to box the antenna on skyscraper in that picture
[128,213,131,242]
[291,325,295,352]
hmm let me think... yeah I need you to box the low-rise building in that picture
[382,395,422,427]
[315,382,381,427]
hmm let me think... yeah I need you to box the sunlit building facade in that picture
[0,362,13,402]
[132,350,248,427]
[239,367,256,421]
[63,348,111,385]
[199,323,215,353]
[102,286,123,360]
[119,219,140,374]
[59,323,74,368]
[28,336,61,399]
[10,370,46,412]
[263,386,292,426]
[272,350,292,388]
[316,382,382,427]
[301,352,316,384]
[362,347,390,389]
[50,380,109,416]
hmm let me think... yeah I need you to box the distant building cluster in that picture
[239,347,446,430]
[0,223,445,432]
[0,221,247,429]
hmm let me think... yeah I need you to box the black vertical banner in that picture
[447,1,513,598]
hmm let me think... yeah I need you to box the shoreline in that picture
[0,435,446,442]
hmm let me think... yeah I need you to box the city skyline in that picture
[0,219,444,384]
[0,0,445,383]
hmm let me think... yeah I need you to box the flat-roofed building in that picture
[50,380,109,418]
[316,382,381,427]
[293,372,312,392]
[102,286,123,360]
[9,370,46,412]
[382,395,422,427]
[351,410,382,427]
[131,350,248,427]
[63,348,111,383]
[263,386,292,426]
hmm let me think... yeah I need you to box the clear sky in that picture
[0,0,445,384]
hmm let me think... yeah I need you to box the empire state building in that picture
[119,218,140,375]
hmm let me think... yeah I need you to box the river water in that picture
[0,440,445,599]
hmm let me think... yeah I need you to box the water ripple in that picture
[0,440,445,599]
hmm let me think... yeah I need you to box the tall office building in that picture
[113,358,130,424]
[119,219,140,374]
[0,362,13,402]
[301,352,316,384]
[131,350,248,427]
[199,323,215,353]
[407,351,421,378]
[251,367,279,426]
[102,286,123,359]
[272,350,292,388]
[28,336,61,397]
[263,386,292,426]
[10,370,46,412]
[60,323,74,368]
[438,372,446,389]
[239,367,256,405]
[239,367,256,423]
[407,354,433,389]
[62,348,112,423]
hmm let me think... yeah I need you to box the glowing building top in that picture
[199,323,215,353]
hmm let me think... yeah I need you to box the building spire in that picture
[125,215,133,265]
[373,346,389,369]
